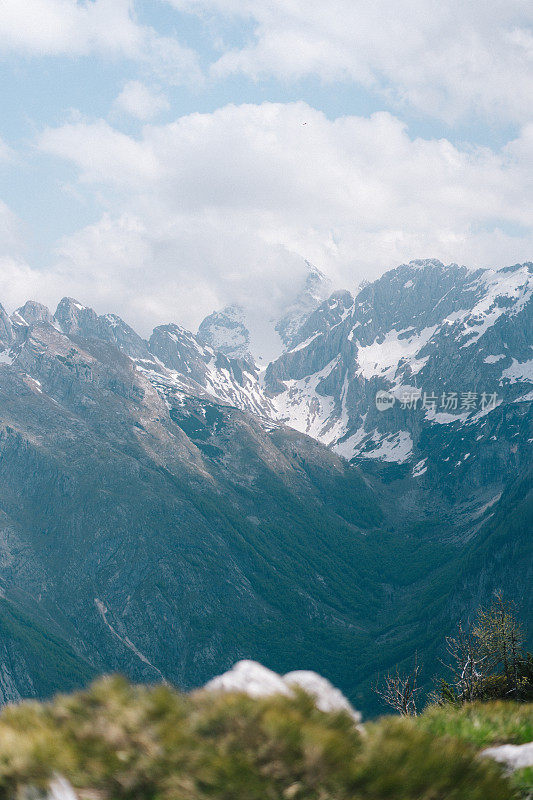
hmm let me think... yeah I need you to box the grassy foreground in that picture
[0,676,529,800]
[418,700,533,747]
[416,701,533,798]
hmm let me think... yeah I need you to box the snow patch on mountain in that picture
[204,357,274,417]
[137,343,275,419]
[271,356,340,440]
[412,459,428,477]
[426,410,469,425]
[360,430,413,463]
[333,423,368,460]
[500,357,533,384]
[458,264,532,347]
[356,326,437,381]
[288,331,323,353]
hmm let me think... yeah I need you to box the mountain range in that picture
[0,259,530,715]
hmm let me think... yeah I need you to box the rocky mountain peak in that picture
[197,261,333,365]
[150,323,207,373]
[275,264,332,349]
[404,258,447,270]
[13,301,55,328]
[0,304,14,348]
[147,322,274,417]
[282,288,354,354]
[54,298,149,359]
[54,297,95,334]
[197,304,252,362]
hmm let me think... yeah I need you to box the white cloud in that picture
[0,201,49,313]
[16,101,532,334]
[0,200,24,256]
[0,138,12,162]
[115,81,170,121]
[40,119,161,187]
[171,0,533,124]
[0,0,202,85]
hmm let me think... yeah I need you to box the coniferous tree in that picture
[472,592,524,697]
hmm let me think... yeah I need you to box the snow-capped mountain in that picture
[258,259,532,537]
[2,259,530,487]
[2,260,530,481]
[197,262,331,364]
[0,257,529,711]
[274,265,333,349]
[197,304,252,362]
[147,322,274,418]
[265,260,532,464]
[4,295,275,419]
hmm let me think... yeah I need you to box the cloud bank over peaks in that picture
[0,100,530,335]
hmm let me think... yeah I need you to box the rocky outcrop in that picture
[203,659,361,722]
[14,301,55,328]
[54,297,150,360]
[148,323,275,417]
[481,742,533,771]
[198,304,253,362]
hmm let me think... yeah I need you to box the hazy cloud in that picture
[115,82,170,120]
[0,0,202,85]
[172,0,533,124]
[23,101,533,334]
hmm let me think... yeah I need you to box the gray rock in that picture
[203,660,361,722]
[481,742,533,771]
[0,303,13,348]
[14,301,55,328]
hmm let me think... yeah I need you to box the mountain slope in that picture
[263,261,532,540]
[0,314,391,706]
[265,260,532,455]
[0,258,530,713]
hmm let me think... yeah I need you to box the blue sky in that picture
[0,0,531,334]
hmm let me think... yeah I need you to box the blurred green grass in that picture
[418,700,533,747]
[0,676,527,799]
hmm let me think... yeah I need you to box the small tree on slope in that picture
[473,591,525,699]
